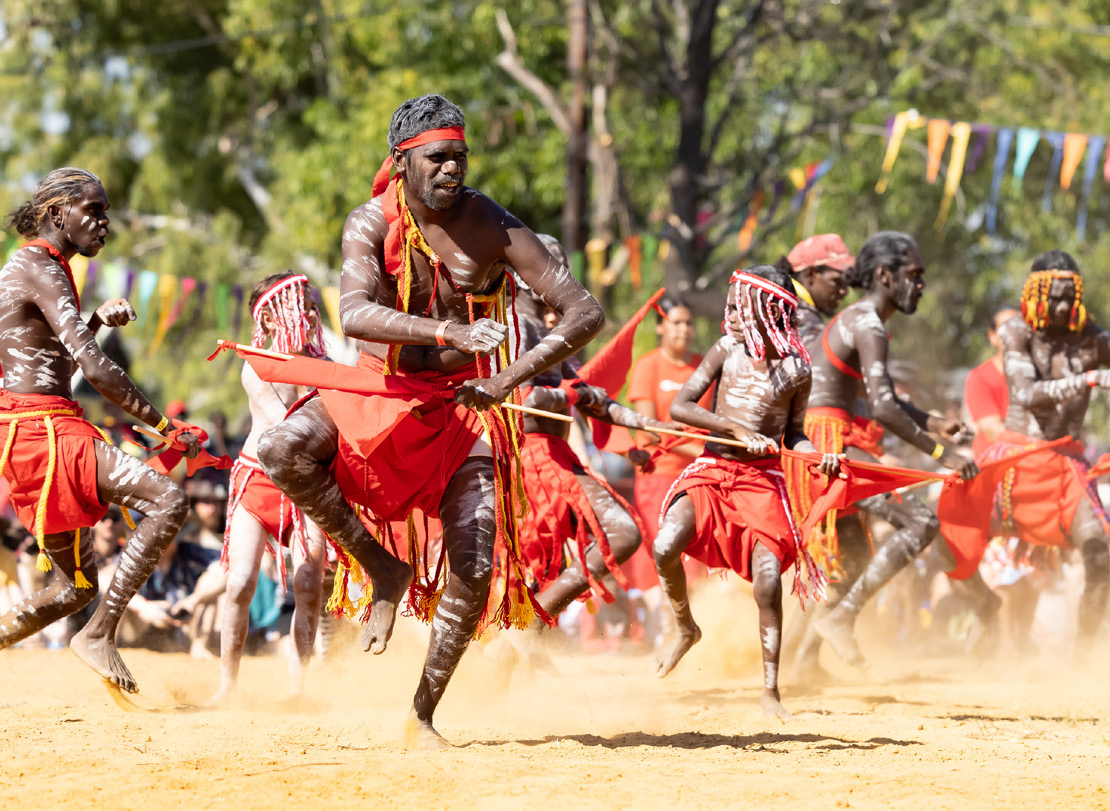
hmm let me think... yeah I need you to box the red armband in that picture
[435,320,451,347]
[558,379,581,406]
[1088,370,1099,389]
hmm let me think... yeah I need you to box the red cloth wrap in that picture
[662,454,800,582]
[0,390,106,536]
[318,353,486,522]
[941,432,1107,580]
[519,432,640,599]
[222,453,308,592]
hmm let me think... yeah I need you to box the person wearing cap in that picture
[779,233,854,355]
[254,93,604,748]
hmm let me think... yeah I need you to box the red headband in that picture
[372,126,467,198]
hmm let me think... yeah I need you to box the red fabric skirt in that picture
[519,432,641,599]
[223,453,309,590]
[945,431,1107,579]
[0,390,107,537]
[663,455,800,583]
[318,354,486,522]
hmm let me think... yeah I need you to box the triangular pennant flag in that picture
[936,122,971,229]
[1060,133,1088,190]
[964,124,990,174]
[69,255,90,306]
[1011,127,1040,189]
[232,286,245,338]
[148,273,179,354]
[737,189,764,253]
[579,288,666,453]
[136,270,159,326]
[1041,132,1065,212]
[321,285,343,337]
[124,267,136,299]
[85,261,100,299]
[176,281,208,345]
[987,128,1014,234]
[1104,140,1110,183]
[925,119,951,183]
[1078,135,1105,241]
[215,284,230,333]
[875,112,908,194]
[100,261,124,300]
[580,288,666,397]
[167,277,197,327]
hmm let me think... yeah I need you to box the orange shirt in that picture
[628,347,713,478]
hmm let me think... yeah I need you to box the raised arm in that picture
[483,212,604,396]
[34,265,165,430]
[1001,319,1110,408]
[338,200,506,354]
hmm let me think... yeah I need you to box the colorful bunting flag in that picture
[936,122,970,229]
[925,119,951,183]
[987,128,1014,234]
[1041,133,1065,213]
[1012,127,1040,189]
[1078,136,1105,241]
[1060,133,1088,190]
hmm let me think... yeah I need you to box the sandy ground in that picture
[3,581,1110,810]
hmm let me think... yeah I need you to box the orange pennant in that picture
[926,119,951,183]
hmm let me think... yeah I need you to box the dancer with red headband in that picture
[651,265,840,721]
[0,168,201,693]
[943,251,1110,659]
[797,232,976,673]
[256,95,603,747]
[208,272,329,706]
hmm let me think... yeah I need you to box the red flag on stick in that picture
[936,437,1071,580]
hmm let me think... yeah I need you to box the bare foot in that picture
[654,624,702,678]
[403,709,455,750]
[205,684,241,709]
[361,559,414,655]
[815,611,869,670]
[760,690,793,723]
[71,628,138,693]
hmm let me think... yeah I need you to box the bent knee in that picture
[292,565,323,599]
[608,516,642,563]
[158,486,190,527]
[256,428,295,481]
[226,573,259,605]
[923,512,941,538]
[71,577,100,609]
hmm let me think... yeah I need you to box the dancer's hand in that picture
[939,449,977,480]
[136,600,181,629]
[94,298,137,328]
[726,424,778,455]
[928,415,967,443]
[818,452,844,478]
[445,318,508,355]
[455,374,512,411]
[627,448,652,468]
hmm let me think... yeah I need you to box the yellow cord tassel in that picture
[73,528,92,589]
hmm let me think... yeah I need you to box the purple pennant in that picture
[1077,135,1106,241]
[762,180,786,224]
[964,125,990,174]
[124,267,136,299]
[174,281,209,344]
[86,261,100,298]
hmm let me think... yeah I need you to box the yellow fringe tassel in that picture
[73,528,92,589]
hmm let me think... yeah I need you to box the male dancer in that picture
[781,233,854,350]
[945,251,1110,657]
[256,95,603,747]
[800,231,976,669]
[652,265,839,721]
[210,272,329,704]
[0,167,199,692]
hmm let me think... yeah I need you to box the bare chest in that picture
[718,350,804,421]
[1030,336,1096,379]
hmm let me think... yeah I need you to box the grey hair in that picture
[387,94,465,151]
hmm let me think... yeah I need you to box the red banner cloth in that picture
[937,436,1075,580]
